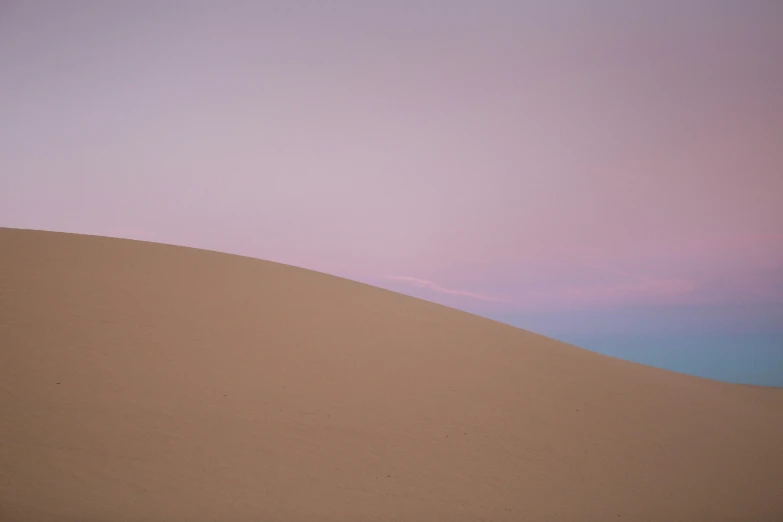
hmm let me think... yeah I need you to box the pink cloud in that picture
[685,233,783,251]
[523,238,783,308]
[564,232,783,262]
[511,259,698,309]
[539,278,696,305]
[379,276,510,303]
[501,279,696,313]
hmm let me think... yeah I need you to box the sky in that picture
[2,1,782,385]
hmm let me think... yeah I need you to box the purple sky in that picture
[2,2,782,381]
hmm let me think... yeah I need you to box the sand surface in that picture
[1,227,782,521]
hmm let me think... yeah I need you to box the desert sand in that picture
[1,227,782,521]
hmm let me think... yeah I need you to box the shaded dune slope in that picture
[1,227,782,522]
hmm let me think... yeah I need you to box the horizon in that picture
[1,1,781,386]
[7,225,782,387]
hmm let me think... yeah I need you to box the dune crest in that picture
[1,227,782,521]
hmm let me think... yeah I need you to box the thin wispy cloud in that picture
[505,254,698,308]
[380,276,510,303]
[577,261,655,282]
[509,278,696,312]
[557,241,783,306]
[561,233,783,262]
[549,279,696,304]
[687,233,783,251]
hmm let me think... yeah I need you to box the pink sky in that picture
[1,1,781,338]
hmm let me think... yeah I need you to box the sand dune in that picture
[1,227,781,522]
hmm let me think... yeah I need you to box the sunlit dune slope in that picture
[1,227,782,522]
